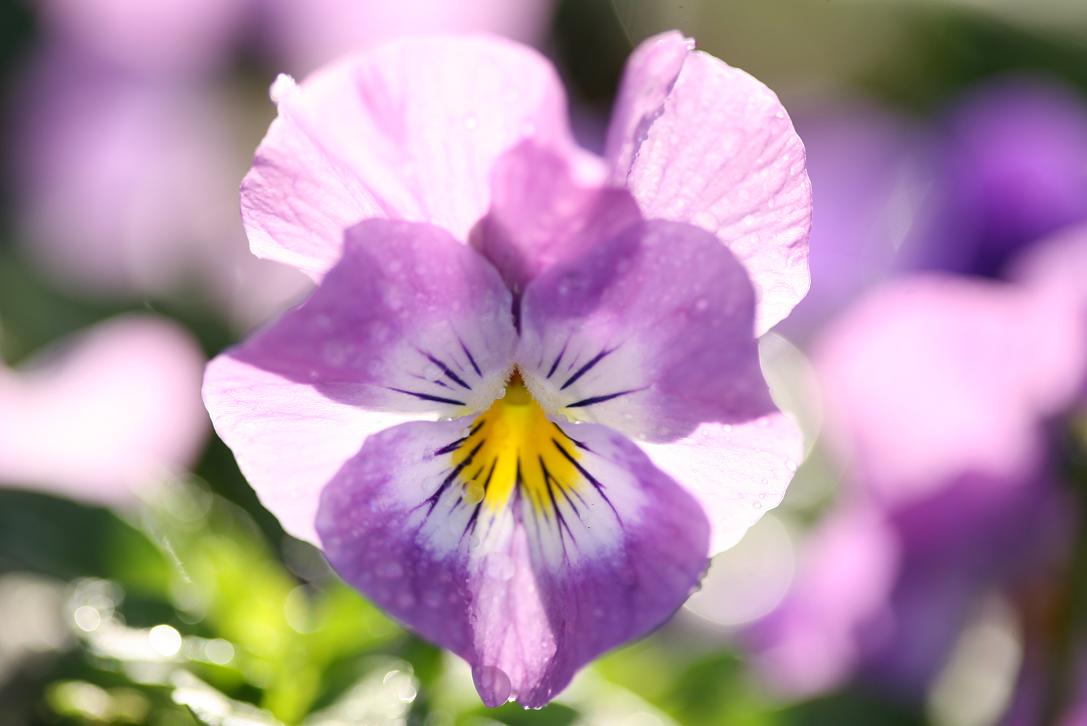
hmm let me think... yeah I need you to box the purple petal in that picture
[204,220,517,543]
[518,219,772,442]
[605,33,812,334]
[471,141,642,293]
[316,417,709,707]
[241,35,579,280]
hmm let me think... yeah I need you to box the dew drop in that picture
[463,483,485,505]
[473,665,512,706]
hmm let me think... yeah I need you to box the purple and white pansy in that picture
[204,32,811,707]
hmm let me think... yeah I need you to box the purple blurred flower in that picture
[750,257,1087,697]
[787,78,1087,350]
[15,0,561,329]
[781,103,933,338]
[911,77,1087,278]
[204,33,811,706]
[12,59,309,329]
[0,316,208,506]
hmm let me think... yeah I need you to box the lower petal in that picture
[316,417,709,707]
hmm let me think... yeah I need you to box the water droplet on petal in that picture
[473,665,512,706]
[463,483,484,505]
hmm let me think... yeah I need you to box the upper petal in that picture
[518,219,774,442]
[204,219,518,543]
[606,32,812,335]
[241,35,579,278]
[316,417,708,707]
[471,141,642,294]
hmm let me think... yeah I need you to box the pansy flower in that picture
[205,32,810,707]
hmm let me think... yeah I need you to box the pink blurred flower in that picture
[749,249,1087,698]
[0,316,208,507]
[262,0,556,75]
[12,57,310,329]
[37,0,249,76]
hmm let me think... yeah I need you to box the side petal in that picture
[518,220,773,442]
[471,141,642,294]
[204,220,517,543]
[606,33,812,334]
[640,412,804,556]
[241,35,578,278]
[316,418,709,707]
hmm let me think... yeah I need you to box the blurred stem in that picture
[1042,524,1087,725]
[1042,420,1087,726]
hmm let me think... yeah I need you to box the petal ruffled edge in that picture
[241,34,581,280]
[606,32,812,335]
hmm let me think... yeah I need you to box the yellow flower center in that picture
[452,371,583,513]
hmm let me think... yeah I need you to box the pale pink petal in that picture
[0,316,207,505]
[639,412,804,556]
[241,35,579,279]
[203,356,417,543]
[606,32,812,335]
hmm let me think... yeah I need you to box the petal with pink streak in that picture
[316,418,708,707]
[0,316,207,506]
[241,35,578,279]
[472,141,642,294]
[518,219,773,442]
[814,275,1087,505]
[204,220,517,543]
[606,32,812,335]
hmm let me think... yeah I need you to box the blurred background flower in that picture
[3,0,1087,724]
